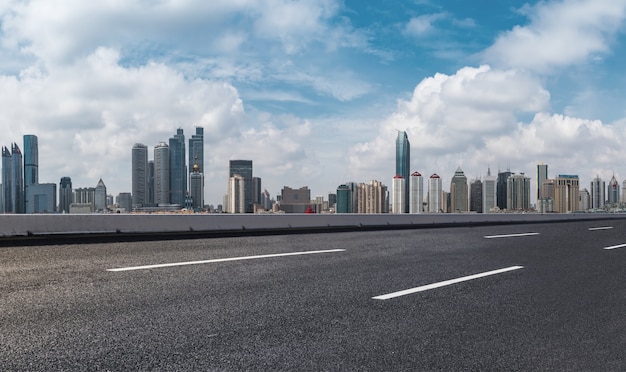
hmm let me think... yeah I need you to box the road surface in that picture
[1,220,625,370]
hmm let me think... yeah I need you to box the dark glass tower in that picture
[497,170,512,210]
[23,135,38,214]
[131,143,148,207]
[395,131,410,213]
[189,127,204,173]
[2,146,11,213]
[188,127,204,207]
[228,160,253,213]
[59,176,72,213]
[11,143,24,213]
[169,128,186,206]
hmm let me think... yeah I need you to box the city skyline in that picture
[2,1,626,205]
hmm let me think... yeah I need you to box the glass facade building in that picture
[131,143,148,207]
[169,128,186,206]
[59,176,72,213]
[395,131,410,213]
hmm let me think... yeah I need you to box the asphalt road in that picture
[1,220,625,371]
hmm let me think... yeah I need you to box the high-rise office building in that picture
[228,160,253,213]
[23,135,38,213]
[189,162,204,210]
[590,176,605,210]
[392,175,405,214]
[622,181,626,204]
[131,143,148,207]
[537,163,548,203]
[189,127,204,173]
[555,175,580,213]
[497,170,512,210]
[470,178,483,213]
[483,168,496,213]
[409,171,423,214]
[252,177,262,207]
[395,131,410,213]
[95,179,107,211]
[507,173,531,210]
[154,142,170,205]
[336,184,352,213]
[169,128,186,206]
[450,167,468,212]
[607,175,620,205]
[59,176,72,213]
[1,146,11,213]
[11,143,24,214]
[227,174,245,213]
[428,174,442,213]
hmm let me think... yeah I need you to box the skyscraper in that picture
[497,170,512,210]
[169,128,186,206]
[189,161,203,210]
[607,175,620,205]
[11,143,24,214]
[189,126,204,172]
[409,171,423,214]
[391,175,405,214]
[450,166,468,212]
[59,177,72,213]
[537,163,548,203]
[188,126,204,206]
[590,175,605,210]
[1,146,11,213]
[428,174,442,213]
[336,184,352,213]
[228,160,253,213]
[555,175,580,213]
[95,179,107,211]
[470,178,483,213]
[227,174,245,213]
[483,168,496,213]
[131,143,148,208]
[154,142,170,205]
[395,131,410,212]
[252,177,262,207]
[507,173,531,210]
[23,135,38,213]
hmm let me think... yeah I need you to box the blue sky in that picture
[1,0,626,206]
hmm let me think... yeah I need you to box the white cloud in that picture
[0,47,248,201]
[482,0,626,72]
[349,64,626,196]
[404,13,447,37]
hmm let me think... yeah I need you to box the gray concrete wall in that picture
[1,213,625,237]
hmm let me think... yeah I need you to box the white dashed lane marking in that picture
[372,266,524,300]
[107,249,346,272]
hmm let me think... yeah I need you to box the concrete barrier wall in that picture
[1,213,625,237]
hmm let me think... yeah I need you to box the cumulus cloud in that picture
[404,13,447,37]
[482,0,626,72]
[0,46,249,199]
[349,64,626,195]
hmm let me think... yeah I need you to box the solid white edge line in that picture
[589,226,614,231]
[604,243,626,250]
[372,266,524,300]
[484,233,539,239]
[107,249,346,272]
